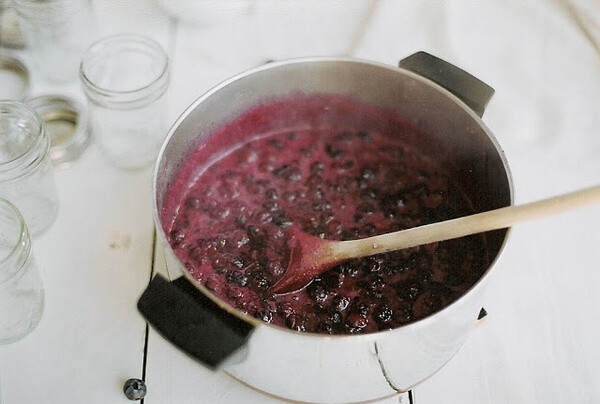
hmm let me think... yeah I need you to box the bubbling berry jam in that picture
[162,94,489,335]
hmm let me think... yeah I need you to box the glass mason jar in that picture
[0,101,59,236]
[12,0,94,84]
[0,197,44,344]
[80,34,170,170]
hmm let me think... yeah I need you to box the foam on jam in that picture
[162,94,489,334]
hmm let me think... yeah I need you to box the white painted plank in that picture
[0,1,172,403]
[0,146,155,403]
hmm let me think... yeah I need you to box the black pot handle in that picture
[399,51,494,117]
[137,274,254,369]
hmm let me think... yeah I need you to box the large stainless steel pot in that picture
[139,52,513,403]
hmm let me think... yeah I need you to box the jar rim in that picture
[79,34,170,101]
[0,101,46,173]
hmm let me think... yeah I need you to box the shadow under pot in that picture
[139,52,512,403]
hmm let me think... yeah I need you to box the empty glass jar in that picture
[0,197,44,344]
[0,101,59,236]
[12,0,94,83]
[80,34,170,170]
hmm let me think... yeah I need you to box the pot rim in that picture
[152,55,514,340]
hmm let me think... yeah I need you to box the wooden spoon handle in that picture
[331,185,600,261]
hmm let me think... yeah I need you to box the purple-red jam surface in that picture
[162,94,489,334]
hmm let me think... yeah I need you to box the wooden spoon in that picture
[270,185,600,294]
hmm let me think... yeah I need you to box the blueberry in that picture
[169,229,185,244]
[306,174,323,187]
[310,161,325,174]
[285,168,302,183]
[286,314,306,332]
[360,188,378,201]
[226,271,248,287]
[280,192,295,204]
[380,201,398,219]
[356,202,375,215]
[269,138,284,149]
[272,211,293,227]
[325,144,343,158]
[231,231,250,248]
[421,192,444,209]
[339,262,360,277]
[258,310,273,323]
[313,303,328,314]
[310,187,324,200]
[374,305,393,325]
[416,291,444,313]
[326,219,343,236]
[258,162,274,174]
[329,311,342,325]
[265,188,279,200]
[266,261,284,276]
[357,130,372,142]
[210,254,244,273]
[395,307,413,324]
[369,274,386,289]
[350,299,370,317]
[335,131,352,143]
[235,214,248,226]
[184,197,201,209]
[252,273,270,290]
[123,378,147,401]
[346,312,368,329]
[363,257,384,273]
[306,281,328,302]
[416,266,432,286]
[194,238,219,255]
[332,175,353,193]
[258,212,273,224]
[359,167,377,181]
[445,272,463,287]
[226,286,245,300]
[416,170,429,183]
[312,202,331,212]
[396,280,421,301]
[320,211,334,224]
[356,179,369,190]
[246,225,260,237]
[395,145,405,158]
[273,164,290,177]
[321,271,343,291]
[262,200,279,212]
[300,147,313,157]
[316,322,334,334]
[332,295,350,311]
[353,213,365,224]
[384,260,408,276]
[277,302,294,317]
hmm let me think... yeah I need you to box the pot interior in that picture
[154,58,512,332]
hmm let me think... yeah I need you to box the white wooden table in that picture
[2,1,600,403]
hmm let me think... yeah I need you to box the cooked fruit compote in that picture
[162,94,489,335]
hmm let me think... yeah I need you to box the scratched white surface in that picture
[1,0,599,403]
